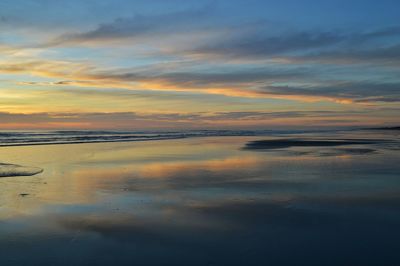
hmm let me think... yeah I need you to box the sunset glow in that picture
[1,0,399,129]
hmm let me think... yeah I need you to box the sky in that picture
[0,0,399,130]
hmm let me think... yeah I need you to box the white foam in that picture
[0,163,43,177]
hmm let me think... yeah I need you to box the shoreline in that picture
[0,136,188,148]
[0,127,395,148]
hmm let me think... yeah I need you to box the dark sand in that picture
[243,138,379,150]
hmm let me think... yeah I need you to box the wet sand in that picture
[0,132,399,265]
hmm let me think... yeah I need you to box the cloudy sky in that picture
[1,0,399,129]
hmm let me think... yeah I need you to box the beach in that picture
[0,131,399,265]
[2,1,400,264]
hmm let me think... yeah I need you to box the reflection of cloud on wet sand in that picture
[0,133,399,265]
[0,139,268,219]
[70,155,268,191]
[0,192,398,266]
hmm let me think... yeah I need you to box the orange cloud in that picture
[0,59,358,104]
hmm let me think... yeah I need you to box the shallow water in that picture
[0,131,399,265]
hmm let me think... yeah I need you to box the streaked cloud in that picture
[282,44,400,67]
[2,58,399,104]
[47,7,214,46]
[0,109,397,129]
[261,82,400,103]
[0,1,399,128]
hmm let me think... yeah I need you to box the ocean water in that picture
[0,129,289,146]
[0,129,399,265]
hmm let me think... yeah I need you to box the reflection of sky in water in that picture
[0,132,399,265]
